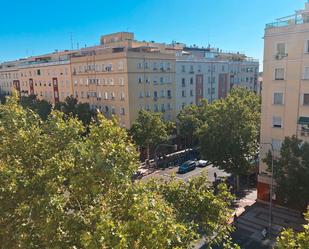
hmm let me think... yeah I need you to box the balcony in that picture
[298,116,309,139]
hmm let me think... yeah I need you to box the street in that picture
[143,163,230,183]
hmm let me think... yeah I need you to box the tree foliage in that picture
[264,136,309,210]
[275,208,309,249]
[198,88,261,177]
[0,94,236,249]
[177,99,208,146]
[55,96,95,125]
[20,94,52,120]
[130,110,174,159]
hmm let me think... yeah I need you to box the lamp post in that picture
[261,142,274,238]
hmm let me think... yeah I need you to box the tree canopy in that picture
[198,88,261,182]
[264,136,309,210]
[55,96,95,125]
[177,99,208,146]
[275,208,309,249]
[20,94,52,120]
[0,93,236,249]
[130,109,174,159]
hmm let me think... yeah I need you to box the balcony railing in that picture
[266,15,306,29]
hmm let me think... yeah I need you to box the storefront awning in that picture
[298,116,309,125]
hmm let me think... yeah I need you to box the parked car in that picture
[197,160,208,167]
[178,161,196,174]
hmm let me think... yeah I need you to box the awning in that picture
[298,116,309,125]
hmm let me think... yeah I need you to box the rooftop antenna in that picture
[69,32,74,50]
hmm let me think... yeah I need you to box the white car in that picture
[197,160,208,167]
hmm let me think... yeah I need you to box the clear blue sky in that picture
[0,0,306,70]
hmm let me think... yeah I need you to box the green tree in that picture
[177,100,208,148]
[275,208,309,249]
[130,109,174,160]
[264,136,309,210]
[0,93,236,249]
[55,96,94,125]
[20,94,52,120]
[198,88,261,190]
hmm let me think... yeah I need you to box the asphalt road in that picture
[144,164,230,183]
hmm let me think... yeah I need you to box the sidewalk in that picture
[231,191,306,249]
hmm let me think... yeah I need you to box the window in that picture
[190,65,194,73]
[182,78,186,87]
[139,92,144,98]
[153,62,157,70]
[272,116,282,128]
[272,139,282,151]
[190,78,193,85]
[154,104,158,112]
[167,90,171,98]
[119,77,124,85]
[305,40,309,53]
[160,77,164,84]
[160,90,165,97]
[181,65,185,72]
[275,68,285,80]
[273,92,284,105]
[303,94,309,105]
[146,91,150,97]
[154,91,158,98]
[120,107,125,115]
[120,92,125,100]
[276,43,286,55]
[138,76,143,84]
[104,92,108,100]
[304,67,309,80]
[118,61,124,70]
[37,69,41,75]
[182,90,186,97]
[190,90,194,96]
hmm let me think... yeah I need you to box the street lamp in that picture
[261,142,274,238]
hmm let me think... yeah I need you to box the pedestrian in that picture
[214,172,217,180]
[233,213,238,225]
[261,227,267,239]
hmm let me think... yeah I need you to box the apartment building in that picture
[175,49,259,113]
[0,31,258,128]
[258,2,309,202]
[70,46,175,127]
[0,32,176,128]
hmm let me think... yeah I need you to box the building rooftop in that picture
[266,1,309,29]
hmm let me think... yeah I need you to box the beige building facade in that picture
[258,2,309,202]
[0,32,257,128]
[0,32,176,128]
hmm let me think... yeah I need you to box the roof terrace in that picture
[266,2,309,29]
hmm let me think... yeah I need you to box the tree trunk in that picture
[236,174,240,192]
[147,144,150,160]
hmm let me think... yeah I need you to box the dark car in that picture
[178,161,196,174]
